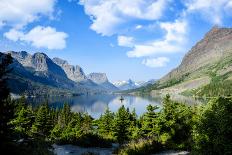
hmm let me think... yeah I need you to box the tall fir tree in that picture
[98,107,114,137]
[33,102,52,137]
[113,105,131,144]
[141,104,159,137]
[11,106,34,137]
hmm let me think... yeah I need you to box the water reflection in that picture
[27,94,205,118]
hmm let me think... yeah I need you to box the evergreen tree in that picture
[60,103,71,127]
[81,113,93,134]
[113,105,131,144]
[33,102,52,137]
[157,94,193,149]
[98,107,114,138]
[141,104,159,137]
[11,106,34,137]
[193,97,232,154]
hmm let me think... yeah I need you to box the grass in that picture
[114,138,164,155]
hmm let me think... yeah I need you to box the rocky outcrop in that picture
[53,57,87,82]
[87,73,119,91]
[87,73,108,84]
[160,26,232,84]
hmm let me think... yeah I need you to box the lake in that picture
[27,94,205,118]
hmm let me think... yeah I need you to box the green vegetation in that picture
[1,54,232,154]
[1,94,232,155]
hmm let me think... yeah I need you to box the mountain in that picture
[134,26,232,97]
[113,79,140,90]
[87,73,119,92]
[52,57,100,88]
[3,51,117,96]
[52,57,87,82]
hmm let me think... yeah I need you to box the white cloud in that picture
[79,0,168,36]
[3,29,24,42]
[185,0,232,24]
[4,26,68,50]
[118,36,134,47]
[127,19,187,57]
[142,57,170,68]
[0,0,56,29]
[135,25,143,29]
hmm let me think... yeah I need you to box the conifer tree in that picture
[113,105,131,144]
[141,104,159,137]
[33,102,52,136]
[98,107,114,137]
[81,113,93,134]
[60,103,71,127]
[11,106,34,136]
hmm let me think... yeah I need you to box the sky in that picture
[0,0,232,82]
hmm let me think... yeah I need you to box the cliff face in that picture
[53,57,87,82]
[87,73,108,84]
[87,73,119,91]
[3,51,118,96]
[160,27,232,84]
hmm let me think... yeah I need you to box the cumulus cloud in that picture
[185,0,232,24]
[142,57,170,68]
[127,19,187,57]
[118,36,134,47]
[0,0,56,29]
[4,26,68,50]
[79,0,168,36]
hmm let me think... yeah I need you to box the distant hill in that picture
[1,51,117,96]
[132,26,232,97]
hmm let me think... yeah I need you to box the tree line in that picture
[1,53,232,155]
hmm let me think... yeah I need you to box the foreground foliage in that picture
[1,94,230,155]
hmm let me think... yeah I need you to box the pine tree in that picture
[98,107,114,137]
[81,113,93,134]
[113,105,131,144]
[60,103,71,127]
[33,102,52,137]
[11,106,34,136]
[141,104,159,137]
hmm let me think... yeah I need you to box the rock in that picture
[53,57,87,82]
[160,26,232,84]
[88,73,119,92]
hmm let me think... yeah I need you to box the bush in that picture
[192,97,232,155]
[116,138,163,155]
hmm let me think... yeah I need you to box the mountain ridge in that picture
[3,51,117,96]
[132,26,232,96]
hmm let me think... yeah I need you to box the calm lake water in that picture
[27,94,204,118]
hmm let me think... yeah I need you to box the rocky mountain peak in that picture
[53,57,68,66]
[7,51,33,67]
[87,73,108,84]
[32,52,49,72]
[52,57,87,82]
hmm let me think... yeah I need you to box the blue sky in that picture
[0,0,232,82]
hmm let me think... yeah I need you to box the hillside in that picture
[133,26,232,97]
[1,51,117,96]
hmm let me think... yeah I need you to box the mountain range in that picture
[132,26,232,97]
[113,79,156,90]
[2,51,119,96]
